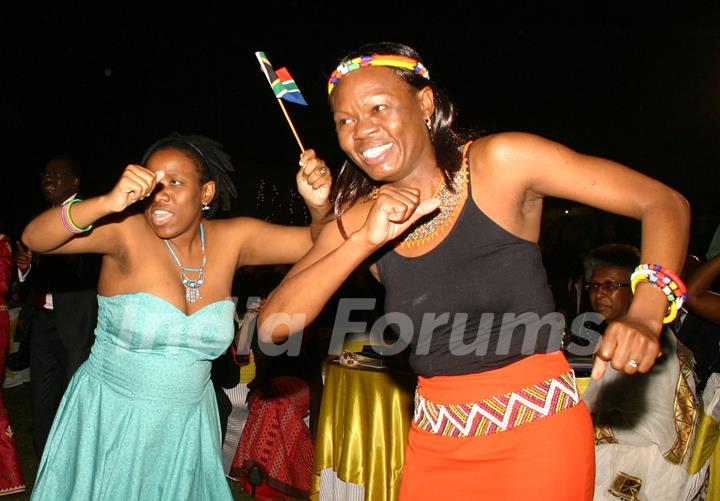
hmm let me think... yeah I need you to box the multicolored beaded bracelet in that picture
[61,198,93,234]
[327,54,430,94]
[630,263,688,324]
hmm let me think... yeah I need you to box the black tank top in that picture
[375,153,560,377]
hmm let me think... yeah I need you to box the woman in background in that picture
[0,231,25,496]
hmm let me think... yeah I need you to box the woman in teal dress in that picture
[21,133,332,500]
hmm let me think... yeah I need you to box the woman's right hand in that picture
[352,186,440,248]
[103,165,164,213]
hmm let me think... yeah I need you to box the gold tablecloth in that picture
[312,359,416,501]
[687,411,720,499]
[576,376,590,397]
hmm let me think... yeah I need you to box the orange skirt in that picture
[399,352,594,501]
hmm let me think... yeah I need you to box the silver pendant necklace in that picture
[163,223,206,303]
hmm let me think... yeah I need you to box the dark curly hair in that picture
[141,132,238,217]
[583,243,641,282]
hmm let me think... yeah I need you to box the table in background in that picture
[312,359,416,501]
[567,353,593,396]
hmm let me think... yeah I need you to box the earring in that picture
[202,203,210,212]
[424,116,432,131]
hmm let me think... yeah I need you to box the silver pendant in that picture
[165,223,207,305]
[181,274,203,303]
[185,286,201,303]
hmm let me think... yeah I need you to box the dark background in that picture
[3,2,720,256]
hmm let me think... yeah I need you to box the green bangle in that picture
[62,198,93,233]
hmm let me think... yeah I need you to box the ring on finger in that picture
[319,167,328,176]
[627,358,639,369]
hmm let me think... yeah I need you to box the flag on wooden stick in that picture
[254,51,307,151]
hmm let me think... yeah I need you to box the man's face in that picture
[40,158,79,206]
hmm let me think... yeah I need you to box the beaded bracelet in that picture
[630,263,688,324]
[61,198,93,234]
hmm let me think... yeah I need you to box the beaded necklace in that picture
[399,163,468,248]
[164,223,206,303]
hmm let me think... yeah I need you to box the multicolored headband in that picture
[327,54,430,95]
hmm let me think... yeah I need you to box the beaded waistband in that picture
[413,369,580,437]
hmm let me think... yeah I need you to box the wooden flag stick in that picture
[276,99,305,153]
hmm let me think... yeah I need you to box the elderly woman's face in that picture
[330,66,431,183]
[588,265,633,322]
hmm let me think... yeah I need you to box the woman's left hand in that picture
[296,149,332,213]
[591,316,662,379]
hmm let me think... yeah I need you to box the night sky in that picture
[4,3,720,254]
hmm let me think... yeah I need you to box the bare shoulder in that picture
[208,216,313,268]
[469,132,578,182]
[470,132,559,164]
[200,217,251,251]
[206,216,254,235]
[209,215,296,241]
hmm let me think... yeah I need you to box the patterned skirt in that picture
[399,351,594,500]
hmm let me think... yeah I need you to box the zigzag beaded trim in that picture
[413,370,580,437]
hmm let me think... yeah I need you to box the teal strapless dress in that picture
[30,293,236,501]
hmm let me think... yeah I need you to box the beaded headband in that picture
[327,54,430,95]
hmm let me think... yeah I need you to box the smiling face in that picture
[588,265,633,322]
[330,66,435,184]
[143,148,215,239]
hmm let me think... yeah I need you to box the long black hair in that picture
[328,42,474,215]
[141,132,238,217]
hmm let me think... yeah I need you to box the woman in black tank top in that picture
[259,42,690,501]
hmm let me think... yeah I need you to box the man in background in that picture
[15,155,100,458]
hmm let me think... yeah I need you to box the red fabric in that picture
[0,236,11,309]
[229,376,313,500]
[0,235,26,496]
[399,352,594,501]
